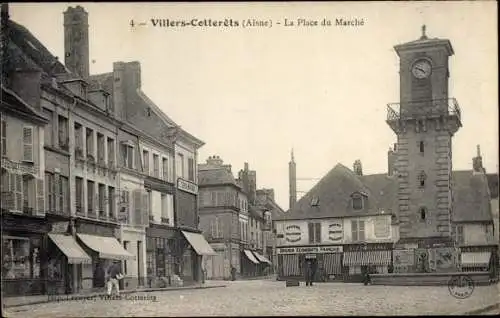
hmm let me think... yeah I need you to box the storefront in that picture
[252,251,272,275]
[179,229,216,284]
[2,213,50,296]
[146,225,178,287]
[242,249,260,277]
[342,243,393,282]
[73,218,132,291]
[460,245,498,277]
[45,220,92,295]
[276,245,343,282]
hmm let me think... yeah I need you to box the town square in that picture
[1,2,498,317]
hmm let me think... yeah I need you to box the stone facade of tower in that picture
[387,27,462,243]
[64,6,89,78]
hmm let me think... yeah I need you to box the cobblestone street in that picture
[3,280,499,317]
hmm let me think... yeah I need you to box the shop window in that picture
[2,237,31,279]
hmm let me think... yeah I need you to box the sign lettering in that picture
[177,178,198,195]
[277,245,343,254]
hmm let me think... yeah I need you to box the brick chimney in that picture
[64,6,89,78]
[388,143,397,176]
[206,155,223,166]
[473,144,485,174]
[239,162,257,204]
[112,61,142,119]
[10,69,42,109]
[353,159,363,176]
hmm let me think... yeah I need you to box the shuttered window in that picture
[60,176,69,215]
[1,119,6,156]
[9,173,23,211]
[36,179,45,215]
[87,180,94,215]
[45,172,54,212]
[351,219,366,242]
[23,126,34,162]
[308,222,321,243]
[133,190,142,225]
[108,186,116,219]
[75,177,83,214]
[142,192,149,225]
[188,158,194,181]
[107,137,115,167]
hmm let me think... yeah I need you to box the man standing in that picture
[107,260,122,296]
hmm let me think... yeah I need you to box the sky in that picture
[9,2,498,211]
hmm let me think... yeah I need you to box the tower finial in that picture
[291,148,294,161]
[421,24,428,39]
[477,144,481,157]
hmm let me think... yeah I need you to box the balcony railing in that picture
[386,98,461,123]
[1,158,38,176]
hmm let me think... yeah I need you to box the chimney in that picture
[353,160,363,176]
[473,144,485,174]
[124,61,141,89]
[64,6,89,78]
[388,146,396,176]
[206,155,223,166]
[289,148,297,210]
[10,69,42,109]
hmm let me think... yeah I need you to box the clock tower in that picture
[387,26,462,246]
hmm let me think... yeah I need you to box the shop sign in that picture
[51,222,69,233]
[177,178,198,195]
[277,245,343,254]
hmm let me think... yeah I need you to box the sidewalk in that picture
[2,281,226,309]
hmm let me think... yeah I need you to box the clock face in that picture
[412,59,432,79]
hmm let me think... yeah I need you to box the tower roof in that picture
[394,25,454,57]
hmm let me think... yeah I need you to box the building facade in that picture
[1,4,212,296]
[1,84,49,297]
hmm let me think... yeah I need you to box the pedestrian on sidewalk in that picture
[107,260,123,296]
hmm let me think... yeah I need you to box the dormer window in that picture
[351,193,364,210]
[311,197,320,207]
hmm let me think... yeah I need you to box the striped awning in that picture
[323,253,342,274]
[343,250,392,266]
[252,251,272,264]
[244,250,260,264]
[48,234,92,264]
[461,252,491,267]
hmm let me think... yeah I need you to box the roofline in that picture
[198,182,241,189]
[274,212,393,222]
[394,38,454,56]
[1,85,49,125]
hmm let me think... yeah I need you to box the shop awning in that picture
[76,234,135,260]
[252,251,272,264]
[48,233,92,264]
[343,250,392,266]
[181,231,216,256]
[244,250,260,264]
[461,252,491,267]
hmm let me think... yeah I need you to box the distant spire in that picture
[477,144,481,157]
[291,148,295,162]
[420,24,428,40]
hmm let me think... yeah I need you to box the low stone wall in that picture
[370,272,493,286]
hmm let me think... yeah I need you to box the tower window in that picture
[419,207,427,221]
[419,141,424,153]
[417,171,427,188]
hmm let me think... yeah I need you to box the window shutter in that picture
[308,223,314,243]
[23,126,34,162]
[3,171,14,210]
[351,220,358,241]
[142,192,149,225]
[210,220,215,238]
[218,218,223,238]
[359,221,365,241]
[61,177,69,215]
[315,223,321,243]
[133,190,142,225]
[36,179,45,216]
[15,174,22,211]
[54,174,61,213]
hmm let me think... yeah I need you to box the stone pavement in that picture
[2,280,499,317]
[2,280,226,309]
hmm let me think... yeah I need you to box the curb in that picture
[3,284,226,309]
[461,303,499,315]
